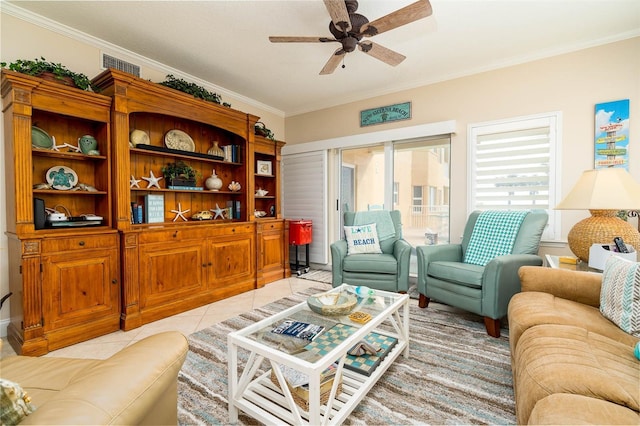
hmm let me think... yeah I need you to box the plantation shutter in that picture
[469,113,560,240]
[282,151,328,264]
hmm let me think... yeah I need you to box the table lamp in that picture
[555,168,640,262]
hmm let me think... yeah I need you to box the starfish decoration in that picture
[211,203,226,219]
[142,170,163,189]
[130,175,142,188]
[170,203,190,222]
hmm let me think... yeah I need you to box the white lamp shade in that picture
[556,168,640,210]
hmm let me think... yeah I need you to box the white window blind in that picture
[468,113,561,240]
[282,151,328,264]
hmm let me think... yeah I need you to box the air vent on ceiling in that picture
[102,53,140,77]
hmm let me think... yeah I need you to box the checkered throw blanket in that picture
[463,210,530,266]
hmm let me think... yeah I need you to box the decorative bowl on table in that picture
[307,291,357,316]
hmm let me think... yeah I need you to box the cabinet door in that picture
[261,230,284,271]
[208,234,255,287]
[139,240,207,309]
[42,247,119,332]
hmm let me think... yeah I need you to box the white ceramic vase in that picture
[205,169,223,191]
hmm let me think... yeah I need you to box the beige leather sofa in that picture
[508,266,639,425]
[1,331,188,425]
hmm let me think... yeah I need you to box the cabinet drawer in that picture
[42,234,118,252]
[260,220,283,231]
[220,223,255,236]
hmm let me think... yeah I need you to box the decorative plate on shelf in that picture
[32,126,53,149]
[164,129,195,152]
[130,129,150,146]
[45,165,78,190]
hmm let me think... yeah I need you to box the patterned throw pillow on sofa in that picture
[600,256,640,337]
[344,223,382,255]
[0,378,35,425]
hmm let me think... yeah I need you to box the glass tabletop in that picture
[237,284,405,360]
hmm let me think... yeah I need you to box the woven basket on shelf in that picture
[269,370,342,411]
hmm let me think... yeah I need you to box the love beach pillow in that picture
[344,223,382,255]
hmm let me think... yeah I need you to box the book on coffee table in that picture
[304,323,398,377]
[271,320,325,341]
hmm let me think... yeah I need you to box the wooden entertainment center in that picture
[2,69,290,355]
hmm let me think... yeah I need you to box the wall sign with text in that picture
[595,99,629,170]
[360,102,411,127]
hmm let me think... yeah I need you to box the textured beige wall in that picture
[285,37,640,245]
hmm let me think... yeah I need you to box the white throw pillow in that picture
[600,256,640,337]
[344,223,382,255]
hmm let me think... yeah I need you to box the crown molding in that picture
[1,2,285,118]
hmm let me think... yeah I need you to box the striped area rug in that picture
[178,287,515,425]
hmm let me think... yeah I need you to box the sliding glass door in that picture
[339,136,450,254]
[393,137,450,248]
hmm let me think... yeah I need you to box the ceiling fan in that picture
[269,0,433,75]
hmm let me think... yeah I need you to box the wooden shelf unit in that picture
[254,136,290,286]
[2,70,120,356]
[91,69,289,330]
[2,69,291,354]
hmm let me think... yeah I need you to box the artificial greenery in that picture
[255,121,276,141]
[159,74,230,107]
[0,57,97,91]
[161,160,200,181]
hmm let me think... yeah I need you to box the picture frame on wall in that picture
[594,99,629,170]
[257,160,272,176]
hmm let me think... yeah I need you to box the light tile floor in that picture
[1,276,331,360]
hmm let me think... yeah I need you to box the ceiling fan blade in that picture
[323,0,351,32]
[269,36,333,43]
[361,0,432,37]
[359,41,406,66]
[320,49,345,75]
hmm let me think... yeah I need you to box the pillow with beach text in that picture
[344,223,382,255]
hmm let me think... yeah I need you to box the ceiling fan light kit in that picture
[269,0,433,75]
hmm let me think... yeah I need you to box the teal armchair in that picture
[417,210,548,337]
[331,210,412,292]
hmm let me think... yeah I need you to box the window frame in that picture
[467,112,562,241]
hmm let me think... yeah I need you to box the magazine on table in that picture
[271,320,325,341]
[277,361,339,388]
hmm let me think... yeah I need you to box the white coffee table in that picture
[227,284,409,425]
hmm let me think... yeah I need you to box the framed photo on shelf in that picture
[257,160,272,176]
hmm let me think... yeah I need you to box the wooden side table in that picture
[544,254,601,273]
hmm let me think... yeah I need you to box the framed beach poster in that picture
[594,99,629,170]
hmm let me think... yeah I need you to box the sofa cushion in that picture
[529,393,640,425]
[600,256,640,337]
[343,253,397,275]
[513,324,640,425]
[508,291,639,353]
[428,261,484,288]
[0,356,100,406]
[344,223,382,255]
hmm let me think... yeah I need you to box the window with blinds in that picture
[468,113,561,240]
